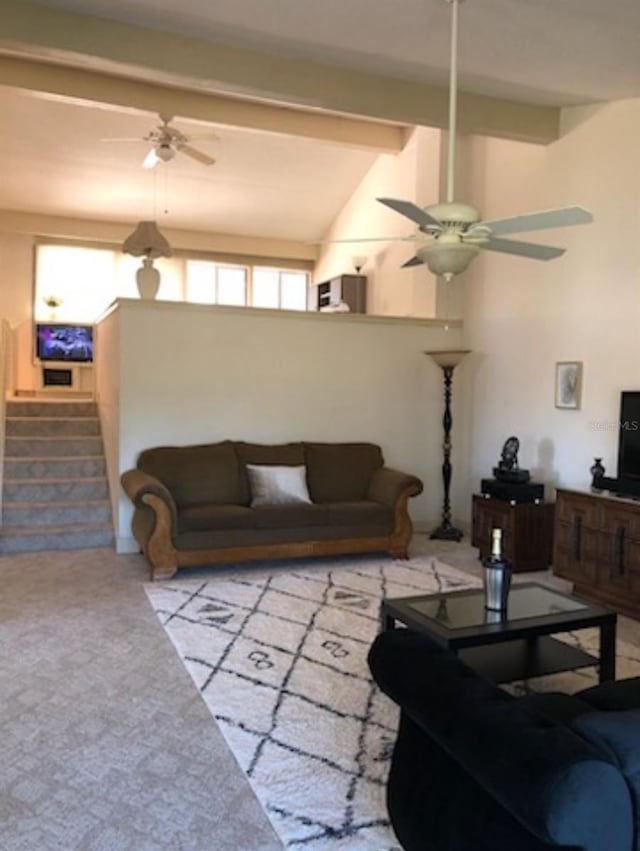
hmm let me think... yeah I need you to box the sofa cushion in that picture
[247,464,311,506]
[325,500,394,532]
[252,504,330,529]
[305,442,384,502]
[178,504,255,533]
[570,709,640,850]
[235,442,305,504]
[137,441,242,508]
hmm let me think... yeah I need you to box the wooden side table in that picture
[471,494,555,573]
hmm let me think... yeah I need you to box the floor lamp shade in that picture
[425,349,470,541]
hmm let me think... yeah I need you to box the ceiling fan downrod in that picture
[445,0,461,205]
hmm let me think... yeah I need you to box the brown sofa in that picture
[120,440,423,580]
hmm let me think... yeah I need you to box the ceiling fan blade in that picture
[179,144,216,166]
[479,236,566,260]
[474,206,593,237]
[185,132,220,143]
[314,235,423,245]
[142,149,160,169]
[401,255,424,268]
[377,198,443,231]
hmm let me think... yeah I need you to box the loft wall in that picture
[0,232,34,392]
[101,299,463,552]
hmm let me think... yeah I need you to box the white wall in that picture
[314,127,442,318]
[105,299,464,551]
[94,304,121,531]
[0,232,34,392]
[457,99,640,512]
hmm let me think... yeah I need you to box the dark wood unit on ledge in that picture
[554,488,640,619]
[313,274,367,313]
[472,494,555,573]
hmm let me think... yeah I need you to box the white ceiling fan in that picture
[103,114,217,169]
[332,0,593,281]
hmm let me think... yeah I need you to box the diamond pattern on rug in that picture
[145,554,477,850]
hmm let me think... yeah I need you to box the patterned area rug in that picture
[144,554,477,850]
[144,553,640,850]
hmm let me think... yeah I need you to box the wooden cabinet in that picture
[471,494,554,573]
[553,488,640,618]
[312,274,367,313]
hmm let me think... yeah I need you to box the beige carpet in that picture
[0,546,282,851]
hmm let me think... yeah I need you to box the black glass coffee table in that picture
[381,583,617,684]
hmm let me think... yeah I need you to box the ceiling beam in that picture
[0,56,406,153]
[0,210,319,261]
[0,0,560,144]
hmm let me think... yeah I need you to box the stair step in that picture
[3,456,106,479]
[5,400,97,418]
[2,499,112,526]
[1,399,114,554]
[5,417,100,437]
[0,523,114,554]
[5,436,104,457]
[3,477,109,502]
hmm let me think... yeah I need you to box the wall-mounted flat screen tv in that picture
[35,324,94,363]
[618,391,640,480]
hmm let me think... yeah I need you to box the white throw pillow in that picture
[247,464,312,506]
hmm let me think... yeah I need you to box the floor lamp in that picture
[425,349,470,541]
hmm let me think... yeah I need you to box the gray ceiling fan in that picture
[103,114,217,169]
[333,0,593,281]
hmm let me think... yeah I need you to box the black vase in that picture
[590,457,605,489]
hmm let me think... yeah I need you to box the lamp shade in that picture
[425,349,470,369]
[122,221,172,259]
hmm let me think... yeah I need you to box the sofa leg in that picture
[150,562,178,581]
[389,546,409,560]
[146,545,179,581]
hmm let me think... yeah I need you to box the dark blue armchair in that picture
[369,628,640,851]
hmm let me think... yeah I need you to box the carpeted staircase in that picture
[1,399,114,553]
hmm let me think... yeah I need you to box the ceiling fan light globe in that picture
[418,241,479,278]
[156,144,174,162]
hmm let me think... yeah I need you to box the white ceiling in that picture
[3,0,640,244]
[29,0,640,106]
[2,88,378,241]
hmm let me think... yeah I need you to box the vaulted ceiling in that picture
[1,0,639,249]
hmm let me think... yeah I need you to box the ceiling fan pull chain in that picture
[163,164,170,216]
[446,0,459,204]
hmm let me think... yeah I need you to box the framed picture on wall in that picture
[555,361,583,409]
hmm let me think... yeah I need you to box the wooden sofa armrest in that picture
[368,467,423,559]
[121,469,180,580]
[121,469,178,533]
[367,467,423,507]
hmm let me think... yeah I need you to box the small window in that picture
[185,260,247,305]
[217,266,247,306]
[252,267,308,310]
[35,245,117,322]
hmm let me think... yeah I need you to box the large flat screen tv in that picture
[35,324,94,363]
[617,391,640,480]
